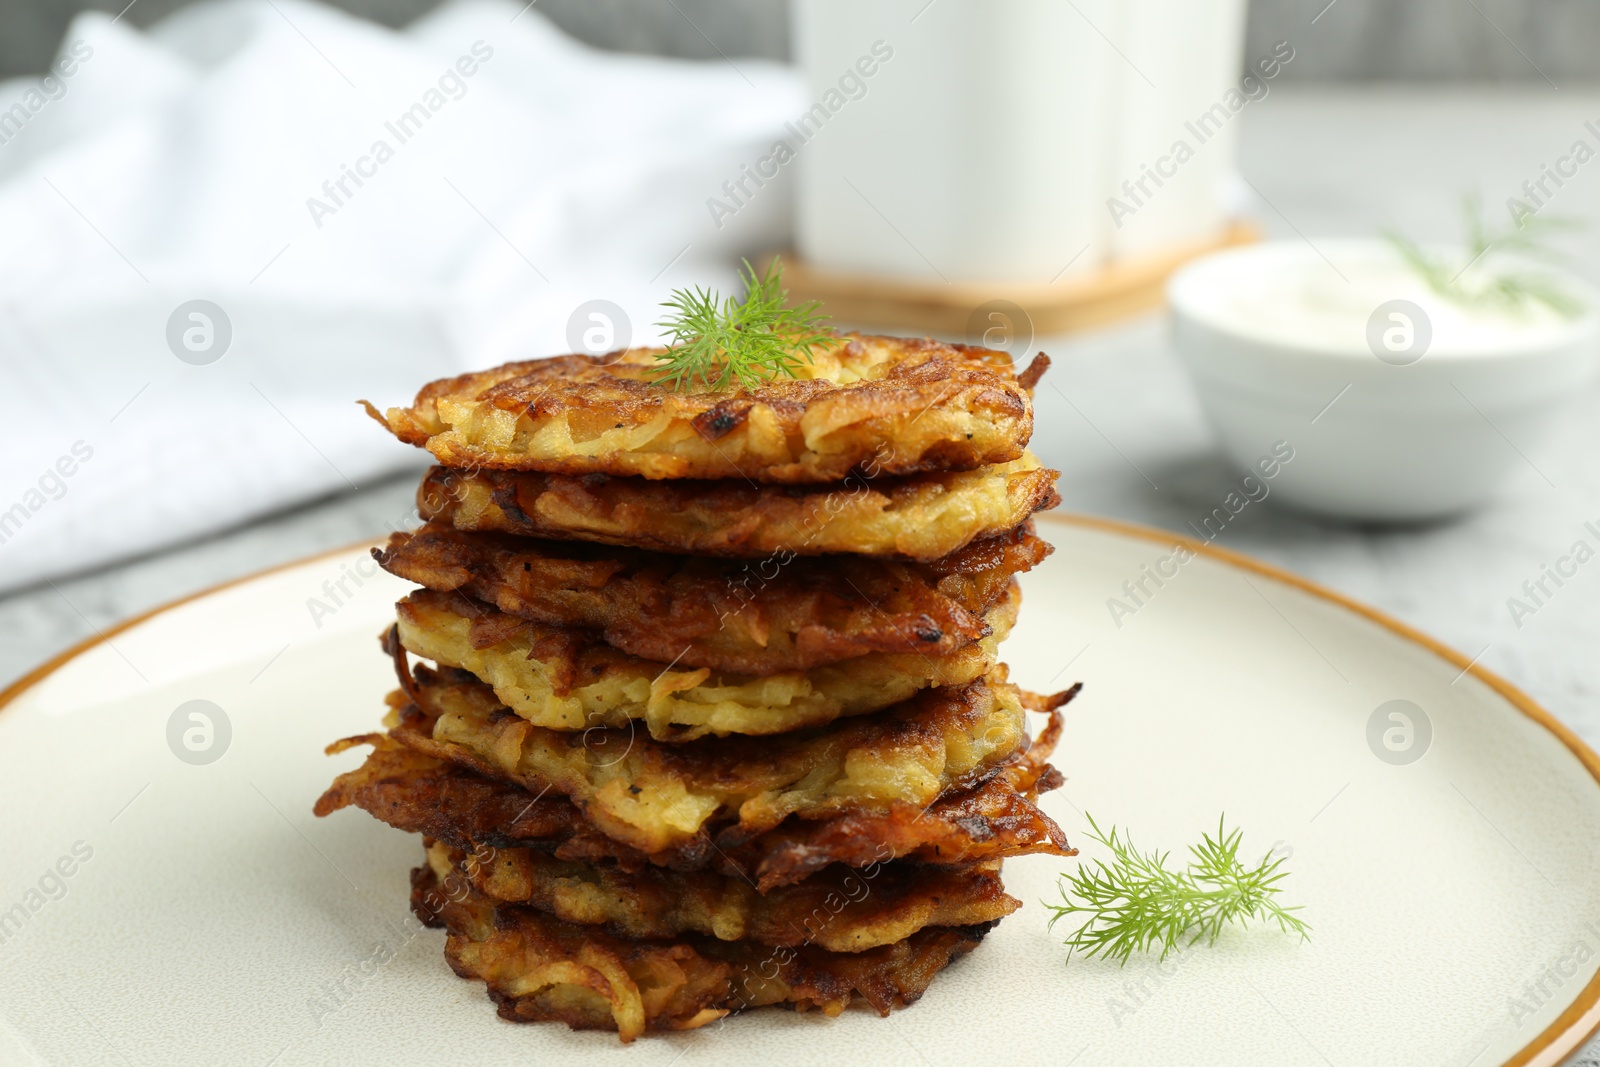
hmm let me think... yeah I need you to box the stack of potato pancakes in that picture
[315,332,1078,1042]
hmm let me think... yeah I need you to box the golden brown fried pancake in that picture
[374,520,1048,675]
[426,839,1016,952]
[383,661,1027,855]
[416,453,1059,561]
[412,857,990,1041]
[316,732,610,849]
[393,587,1018,741]
[315,685,1076,890]
[365,333,1047,484]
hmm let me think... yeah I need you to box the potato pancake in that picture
[416,452,1059,561]
[393,586,1019,741]
[315,691,1075,892]
[366,333,1048,484]
[736,685,1076,888]
[413,857,990,1042]
[426,840,1016,952]
[374,521,1048,675]
[384,661,1027,854]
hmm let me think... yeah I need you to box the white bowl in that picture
[1168,239,1600,521]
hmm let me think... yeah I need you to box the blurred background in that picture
[3,0,1600,79]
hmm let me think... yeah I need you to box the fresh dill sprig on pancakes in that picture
[654,258,832,392]
[1386,195,1584,318]
[1045,814,1309,964]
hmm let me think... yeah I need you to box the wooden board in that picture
[773,221,1259,337]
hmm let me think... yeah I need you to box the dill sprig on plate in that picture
[653,258,833,392]
[1386,195,1585,318]
[1044,814,1309,965]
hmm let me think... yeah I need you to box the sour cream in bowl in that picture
[1168,239,1600,521]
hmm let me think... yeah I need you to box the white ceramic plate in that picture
[2,514,1597,1067]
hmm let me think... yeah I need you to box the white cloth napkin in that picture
[0,0,801,593]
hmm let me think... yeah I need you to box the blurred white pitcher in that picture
[790,0,1249,285]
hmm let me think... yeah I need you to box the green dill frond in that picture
[653,259,833,392]
[1384,194,1585,318]
[1044,814,1309,965]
